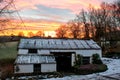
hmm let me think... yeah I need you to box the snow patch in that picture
[44,58,120,80]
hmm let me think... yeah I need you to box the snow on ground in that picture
[100,58,120,75]
[45,58,120,80]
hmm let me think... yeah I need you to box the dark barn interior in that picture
[51,52,73,72]
[34,64,41,73]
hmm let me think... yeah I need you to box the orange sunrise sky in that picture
[0,0,115,37]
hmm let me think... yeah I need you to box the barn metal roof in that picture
[18,38,101,50]
[15,54,56,64]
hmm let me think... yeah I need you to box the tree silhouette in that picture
[77,10,90,39]
[18,32,24,37]
[0,0,14,32]
[0,0,14,45]
[36,31,43,37]
[89,2,120,42]
[27,32,34,37]
[67,20,82,38]
[56,25,68,38]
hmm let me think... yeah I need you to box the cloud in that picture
[35,5,75,22]
[14,0,38,10]
[14,0,109,13]
[13,0,114,23]
[10,18,64,31]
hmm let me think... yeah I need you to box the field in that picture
[0,42,18,79]
[0,42,18,59]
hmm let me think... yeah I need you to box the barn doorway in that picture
[51,52,73,72]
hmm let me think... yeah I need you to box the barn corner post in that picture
[90,56,93,64]
[71,52,76,66]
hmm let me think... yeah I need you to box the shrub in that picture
[74,54,82,66]
[72,64,107,75]
[1,64,14,79]
[92,54,103,64]
[0,58,14,79]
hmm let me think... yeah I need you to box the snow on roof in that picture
[18,38,101,50]
[15,54,56,64]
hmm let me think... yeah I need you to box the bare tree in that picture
[67,20,82,38]
[111,0,120,39]
[0,0,15,37]
[67,10,91,39]
[88,3,111,44]
[77,9,90,39]
[0,0,14,15]
[0,0,14,46]
[88,2,120,54]
[114,0,120,24]
[56,25,68,38]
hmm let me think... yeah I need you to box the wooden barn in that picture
[14,38,102,73]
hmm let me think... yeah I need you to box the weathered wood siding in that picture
[15,64,33,73]
[41,64,56,72]
[18,49,28,54]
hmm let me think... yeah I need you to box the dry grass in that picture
[0,42,18,59]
